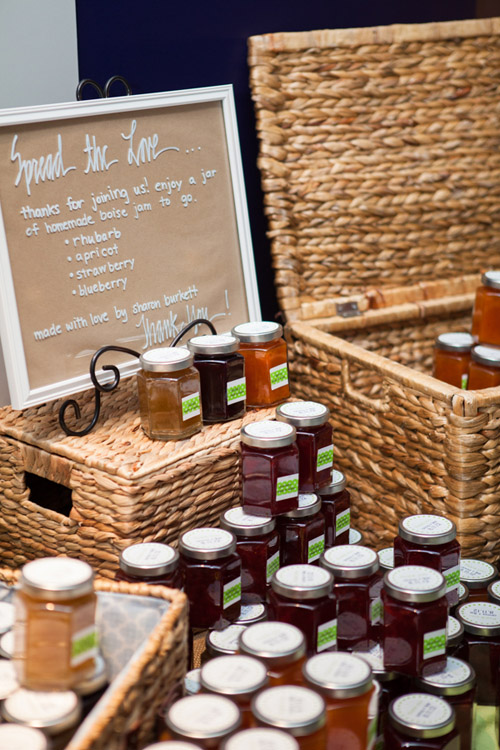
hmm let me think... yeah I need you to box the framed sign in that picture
[0,85,260,409]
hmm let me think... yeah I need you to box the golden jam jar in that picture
[386,693,457,749]
[231,322,289,407]
[188,334,246,423]
[251,685,327,750]
[222,727,299,750]
[471,270,500,346]
[277,494,325,567]
[1,688,82,750]
[433,333,474,389]
[317,471,350,548]
[459,559,497,603]
[276,402,333,492]
[165,694,241,748]
[468,345,500,389]
[239,622,306,687]
[137,346,202,440]
[200,654,268,728]
[116,542,182,588]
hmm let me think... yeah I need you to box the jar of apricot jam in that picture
[276,402,333,492]
[241,421,299,517]
[468,345,500,389]
[385,693,457,750]
[432,333,474,389]
[222,727,299,750]
[394,514,461,607]
[378,547,394,573]
[471,270,500,346]
[200,654,268,729]
[320,545,383,651]
[446,616,464,655]
[220,507,279,603]
[317,470,351,548]
[277,494,325,567]
[165,694,241,748]
[179,528,242,630]
[203,625,248,664]
[187,334,246,424]
[231,322,289,407]
[116,542,182,588]
[239,622,306,686]
[268,565,337,656]
[455,601,500,707]
[251,685,327,750]
[382,566,448,677]
[459,559,497,603]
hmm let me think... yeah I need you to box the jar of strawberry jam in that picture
[385,693,458,750]
[432,333,474,389]
[251,685,327,750]
[165,694,241,748]
[468,345,500,389]
[268,565,337,656]
[455,601,500,706]
[394,514,461,607]
[187,334,246,424]
[382,566,448,677]
[320,545,383,652]
[203,625,248,664]
[459,559,497,602]
[471,270,500,346]
[239,622,306,686]
[276,402,333,492]
[179,528,241,630]
[222,727,299,750]
[220,507,280,603]
[116,542,182,588]
[317,471,351,548]
[200,654,268,729]
[231,322,289,407]
[241,421,299,517]
[277,494,325,567]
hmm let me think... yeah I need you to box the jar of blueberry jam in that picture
[385,693,458,750]
[239,622,306,687]
[116,542,182,588]
[455,601,500,707]
[317,470,350,548]
[277,494,325,567]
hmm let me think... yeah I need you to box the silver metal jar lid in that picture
[446,616,464,646]
[459,559,498,589]
[206,625,247,657]
[282,493,321,519]
[303,653,373,699]
[239,622,305,667]
[220,507,276,537]
[482,270,500,290]
[251,685,326,737]
[222,728,300,750]
[377,547,394,571]
[456,601,500,637]
[184,668,201,696]
[179,528,236,560]
[271,565,333,600]
[20,557,94,601]
[231,321,283,343]
[317,470,346,496]
[74,654,108,697]
[200,655,268,699]
[0,724,50,750]
[166,694,241,740]
[435,332,474,353]
[119,542,179,577]
[234,603,267,626]
[488,579,500,604]
[276,401,330,428]
[241,421,296,449]
[384,566,447,603]
[471,344,500,367]
[388,693,455,739]
[398,515,457,546]
[139,346,193,372]
[187,334,239,355]
[416,657,475,697]
[2,688,82,735]
[320,545,379,580]
[349,528,363,545]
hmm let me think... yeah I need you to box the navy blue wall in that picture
[76,1,476,319]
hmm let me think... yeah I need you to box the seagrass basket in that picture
[248,19,500,560]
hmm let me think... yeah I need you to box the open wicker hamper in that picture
[248,18,500,561]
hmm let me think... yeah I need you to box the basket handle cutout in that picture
[340,359,389,413]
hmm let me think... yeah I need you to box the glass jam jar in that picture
[446,616,464,656]
[268,565,337,656]
[276,402,333,492]
[137,346,202,440]
[468,344,500,389]
[203,625,248,664]
[165,694,241,748]
[179,528,242,630]
[222,727,299,750]
[303,652,377,750]
[13,557,98,691]
[1,688,82,750]
[200,654,268,728]
[317,471,350,548]
[459,559,497,602]
[220,507,280,603]
[394,514,461,607]
[455,601,500,706]
[320,545,383,652]
[239,622,306,686]
[432,333,474,389]
[382,566,448,677]
[241,421,299,517]
[116,542,182,588]
[277,494,325,567]
[188,334,246,423]
[234,603,267,626]
[471,270,500,346]
[251,685,327,750]
[231,322,290,407]
[350,529,364,546]
[385,693,457,750]
[378,547,394,573]
[415,657,476,750]
[0,724,50,750]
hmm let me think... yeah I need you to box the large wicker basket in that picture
[248,19,500,560]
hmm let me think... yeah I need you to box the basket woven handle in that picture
[340,359,389,413]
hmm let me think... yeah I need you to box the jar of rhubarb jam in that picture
[276,402,333,492]
[382,566,448,677]
[231,322,289,407]
[116,542,182,588]
[378,547,394,573]
[320,545,383,651]
[455,601,500,706]
[0,724,50,750]
[446,616,464,655]
[239,622,306,686]
[165,694,241,748]
[222,727,299,750]
[251,685,327,750]
[468,345,500,389]
[317,471,350,548]
[432,333,474,389]
[203,625,247,664]
[268,565,337,656]
[234,603,267,626]
[137,346,202,440]
[394,514,461,607]
[277,494,325,567]
[200,655,268,728]
[385,693,457,750]
[459,559,497,603]
[471,270,500,346]
[13,557,98,691]
[188,335,246,424]
[220,507,280,603]
[241,421,299,517]
[416,657,476,750]
[179,528,241,630]
[2,688,82,750]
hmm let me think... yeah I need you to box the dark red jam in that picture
[276,401,333,492]
[240,421,299,517]
[459,559,498,603]
[455,601,500,706]
[385,693,458,750]
[446,616,464,657]
[115,541,182,588]
[394,515,461,608]
[239,621,306,687]
[220,507,279,603]
[277,493,325,567]
[317,470,351,548]
[378,547,394,573]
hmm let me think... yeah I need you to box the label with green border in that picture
[276,473,299,502]
[269,362,288,390]
[423,627,446,659]
[182,392,201,420]
[227,377,246,405]
[71,626,98,667]
[223,577,242,609]
[317,618,337,652]
[370,597,383,625]
[308,534,325,563]
[266,551,280,582]
[316,444,333,472]
[336,508,350,535]
[444,564,460,591]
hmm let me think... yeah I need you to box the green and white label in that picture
[317,618,337,652]
[423,627,446,660]
[370,597,383,626]
[316,444,333,472]
[443,564,460,592]
[308,534,325,563]
[182,392,201,420]
[336,508,350,535]
[266,551,280,582]
[460,558,496,582]
[276,473,299,502]
[223,577,242,609]
[461,373,468,389]
[227,377,246,405]
[270,362,288,390]
[71,625,98,667]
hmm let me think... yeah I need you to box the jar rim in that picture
[456,601,500,636]
[459,559,498,589]
[139,346,193,372]
[303,653,373,698]
[388,693,455,738]
[482,270,500,290]
[200,655,268,698]
[165,694,241,739]
[251,686,326,737]
[281,493,321,519]
[220,507,276,537]
[320,545,379,579]
[271,564,332,599]
[179,528,236,560]
[231,321,283,343]
[239,622,306,666]
[119,542,179,577]
[241,421,296,449]
[398,514,457,545]
[435,332,474,353]
[416,657,475,696]
[317,470,346,495]
[384,566,447,603]
[276,401,330,427]
[1,689,82,734]
[471,344,500,367]
[20,558,94,601]
[187,334,239,355]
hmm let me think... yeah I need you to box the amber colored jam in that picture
[251,685,327,750]
[1,688,82,750]
[459,559,498,603]
[232,322,289,407]
[468,345,500,389]
[455,601,500,706]
[165,693,242,748]
[115,541,183,588]
[471,272,500,346]
[239,621,306,687]
[318,473,351,548]
[277,495,325,567]
[432,333,474,390]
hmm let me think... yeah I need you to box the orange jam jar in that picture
[231,322,289,407]
[251,685,327,750]
[471,270,500,346]
[164,694,241,748]
[13,558,98,691]
[468,345,500,389]
[200,654,268,728]
[432,333,474,389]
[239,621,306,686]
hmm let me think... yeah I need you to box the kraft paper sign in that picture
[0,85,260,409]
